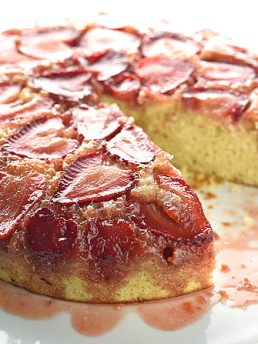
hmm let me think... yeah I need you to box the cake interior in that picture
[101,95,258,187]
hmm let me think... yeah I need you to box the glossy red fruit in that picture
[26,208,78,254]
[104,73,141,102]
[72,105,126,141]
[142,31,200,58]
[156,175,211,236]
[0,83,22,104]
[18,26,79,60]
[53,153,134,204]
[85,51,129,81]
[181,87,249,122]
[0,172,46,239]
[200,35,258,72]
[87,218,135,261]
[7,117,78,159]
[0,96,53,122]
[79,27,140,56]
[107,126,155,164]
[198,61,255,82]
[32,71,92,101]
[136,56,195,94]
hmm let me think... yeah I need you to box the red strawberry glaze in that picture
[52,153,134,204]
[78,27,140,56]
[87,218,135,261]
[6,117,78,160]
[104,73,141,102]
[0,172,46,239]
[142,32,200,58]
[181,87,250,123]
[72,105,126,141]
[26,208,78,255]
[0,96,53,122]
[17,26,79,61]
[107,126,155,164]
[136,56,195,94]
[0,280,215,336]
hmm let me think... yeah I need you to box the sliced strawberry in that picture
[198,61,255,83]
[107,126,155,164]
[104,73,141,102]
[0,34,34,65]
[26,208,78,254]
[0,172,46,239]
[181,87,249,122]
[136,56,195,94]
[72,105,126,141]
[32,71,92,101]
[130,203,187,239]
[0,96,53,122]
[78,27,140,56]
[7,117,78,159]
[85,51,129,81]
[157,175,211,236]
[52,153,134,204]
[142,32,200,58]
[87,218,135,261]
[130,176,211,240]
[0,83,22,104]
[200,35,258,72]
[18,26,79,60]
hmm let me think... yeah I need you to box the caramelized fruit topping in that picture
[7,117,78,159]
[26,207,77,254]
[136,56,195,94]
[53,153,134,204]
[0,172,46,239]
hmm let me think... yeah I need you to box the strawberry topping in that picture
[104,73,141,102]
[0,172,46,239]
[131,176,211,240]
[198,61,255,83]
[26,208,78,254]
[18,26,79,60]
[157,175,211,236]
[32,71,92,101]
[85,51,129,81]
[142,32,200,58]
[0,34,34,65]
[53,153,134,204]
[0,83,22,104]
[72,105,126,141]
[79,27,140,56]
[7,117,78,159]
[87,218,135,261]
[136,56,195,94]
[0,96,53,122]
[107,126,155,164]
[181,87,249,122]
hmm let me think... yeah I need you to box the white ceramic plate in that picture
[1,182,258,344]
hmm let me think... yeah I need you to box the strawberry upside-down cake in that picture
[6,17,258,302]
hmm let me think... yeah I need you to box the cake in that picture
[5,17,258,303]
